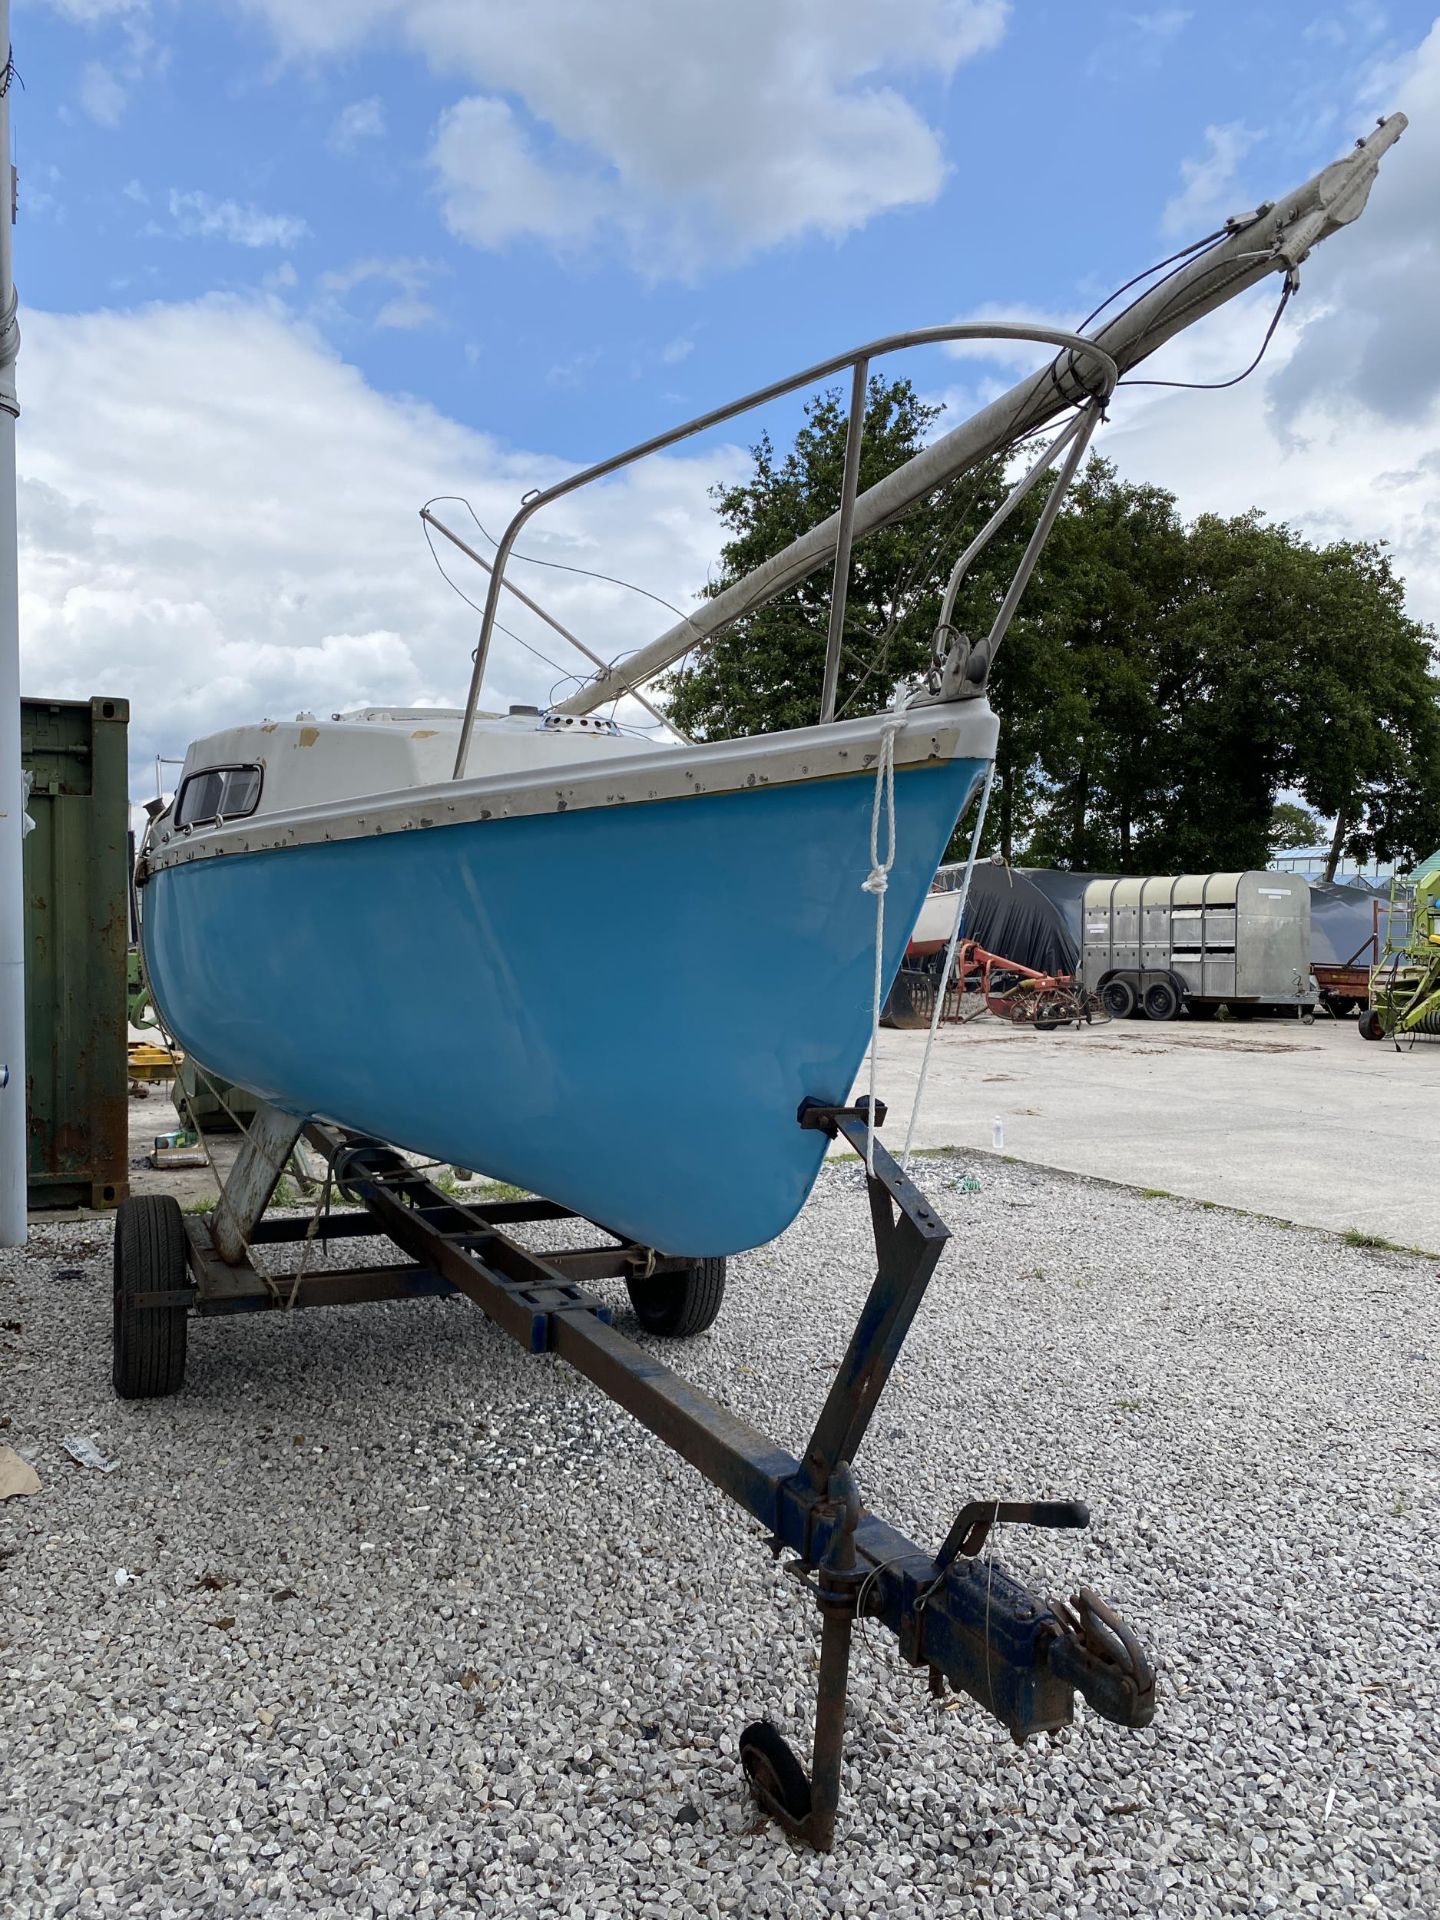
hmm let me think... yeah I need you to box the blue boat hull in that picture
[143,758,985,1255]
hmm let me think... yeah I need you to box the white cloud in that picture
[167,189,309,249]
[23,163,65,222]
[328,96,386,154]
[374,295,438,330]
[928,81,1440,634]
[1304,3,1387,49]
[660,337,694,367]
[1263,23,1440,427]
[239,0,1009,271]
[49,0,161,123]
[18,298,742,790]
[35,0,147,18]
[1132,7,1190,41]
[78,59,128,126]
[545,344,603,390]
[1095,291,1440,632]
[230,0,396,53]
[1162,122,1259,238]
[316,255,443,330]
[430,97,612,252]
[318,256,431,297]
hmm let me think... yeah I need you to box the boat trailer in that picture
[112,1095,1155,1849]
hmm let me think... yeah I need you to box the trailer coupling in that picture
[1046,1584,1157,1728]
[896,1496,1155,1732]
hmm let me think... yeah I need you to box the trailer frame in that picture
[112,1096,1155,1849]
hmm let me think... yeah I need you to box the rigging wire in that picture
[1074,225,1231,333]
[1118,276,1293,391]
[422,494,709,639]
[423,491,707,720]
[420,512,575,684]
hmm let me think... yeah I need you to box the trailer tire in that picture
[1142,979,1180,1022]
[626,1256,727,1338]
[113,1196,190,1400]
[1358,1007,1386,1042]
[1100,977,1136,1019]
[739,1720,812,1823]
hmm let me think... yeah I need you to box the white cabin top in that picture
[164,705,667,831]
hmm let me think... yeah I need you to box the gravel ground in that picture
[2,1156,1437,1919]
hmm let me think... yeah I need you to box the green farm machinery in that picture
[1360,866,1440,1041]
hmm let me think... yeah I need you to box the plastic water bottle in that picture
[991,1117,1004,1150]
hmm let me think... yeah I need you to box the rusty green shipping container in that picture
[21,695,130,1210]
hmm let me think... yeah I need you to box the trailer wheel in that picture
[113,1195,190,1399]
[1359,1007,1387,1042]
[739,1720,812,1823]
[1101,977,1135,1019]
[1142,979,1180,1021]
[626,1256,727,1337]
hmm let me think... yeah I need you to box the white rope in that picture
[902,759,996,1166]
[860,693,908,1173]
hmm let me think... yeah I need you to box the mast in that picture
[551,114,1406,718]
[0,0,21,1247]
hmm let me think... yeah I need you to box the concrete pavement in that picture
[851,1014,1440,1250]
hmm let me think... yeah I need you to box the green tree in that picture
[1268,801,1322,854]
[673,376,1440,880]
[1279,538,1440,878]
[665,378,1040,744]
[1008,459,1188,870]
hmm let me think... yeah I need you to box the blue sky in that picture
[14,1,1440,785]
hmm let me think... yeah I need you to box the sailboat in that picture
[137,118,1405,1258]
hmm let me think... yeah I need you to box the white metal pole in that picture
[0,0,24,1247]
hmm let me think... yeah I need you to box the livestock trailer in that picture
[1081,871,1317,1020]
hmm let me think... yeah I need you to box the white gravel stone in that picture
[0,1157,1436,1916]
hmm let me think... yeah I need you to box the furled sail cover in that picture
[1017,868,1114,953]
[926,862,1081,978]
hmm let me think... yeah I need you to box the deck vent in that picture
[541,713,622,736]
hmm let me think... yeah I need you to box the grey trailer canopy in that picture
[1307,879,1386,967]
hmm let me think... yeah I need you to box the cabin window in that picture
[175,764,263,827]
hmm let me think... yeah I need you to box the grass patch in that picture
[1140,1187,1173,1201]
[1343,1227,1392,1251]
[475,1179,529,1203]
[180,1194,217,1216]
